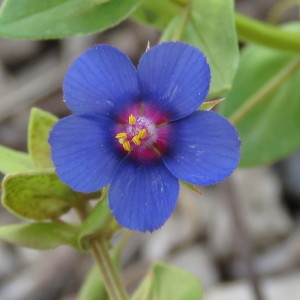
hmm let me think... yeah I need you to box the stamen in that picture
[115,132,127,139]
[152,145,161,155]
[116,116,151,152]
[118,138,125,144]
[138,128,147,139]
[132,135,141,145]
[156,122,168,128]
[128,114,136,125]
[122,141,131,152]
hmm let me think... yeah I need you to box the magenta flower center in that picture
[115,114,156,151]
[115,104,170,161]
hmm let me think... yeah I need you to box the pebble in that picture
[205,271,300,300]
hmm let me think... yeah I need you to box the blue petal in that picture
[137,42,210,121]
[108,158,179,232]
[63,45,139,119]
[163,111,241,185]
[49,115,122,192]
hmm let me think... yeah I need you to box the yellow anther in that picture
[128,114,136,125]
[118,138,125,144]
[138,128,147,139]
[132,135,141,145]
[122,140,131,152]
[115,132,127,139]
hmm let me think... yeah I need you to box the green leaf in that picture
[77,197,114,251]
[131,263,203,300]
[0,0,143,39]
[221,37,300,166]
[1,171,79,220]
[0,145,34,174]
[0,222,79,250]
[28,108,58,169]
[77,265,109,300]
[161,0,239,96]
[134,0,239,96]
[132,0,179,29]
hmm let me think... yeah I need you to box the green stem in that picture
[75,202,128,300]
[91,240,129,300]
[235,12,300,53]
[229,57,300,125]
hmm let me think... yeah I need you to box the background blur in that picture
[0,0,300,299]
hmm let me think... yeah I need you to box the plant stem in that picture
[75,202,129,300]
[229,57,300,125]
[91,240,129,300]
[235,13,300,53]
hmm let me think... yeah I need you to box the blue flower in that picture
[49,42,240,232]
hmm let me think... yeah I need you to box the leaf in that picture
[77,265,109,300]
[132,0,179,29]
[0,0,143,39]
[221,32,300,166]
[28,107,58,169]
[77,197,115,251]
[134,0,239,96]
[1,171,79,220]
[0,222,79,250]
[131,263,203,300]
[0,145,34,174]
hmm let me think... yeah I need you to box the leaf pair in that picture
[0,107,115,251]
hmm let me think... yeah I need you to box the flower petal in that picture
[49,115,122,192]
[137,41,210,121]
[63,45,139,119]
[162,111,241,185]
[108,158,179,232]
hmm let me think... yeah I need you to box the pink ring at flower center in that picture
[114,103,171,162]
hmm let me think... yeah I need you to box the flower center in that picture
[114,104,171,162]
[115,114,157,153]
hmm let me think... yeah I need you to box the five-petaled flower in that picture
[49,42,240,232]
